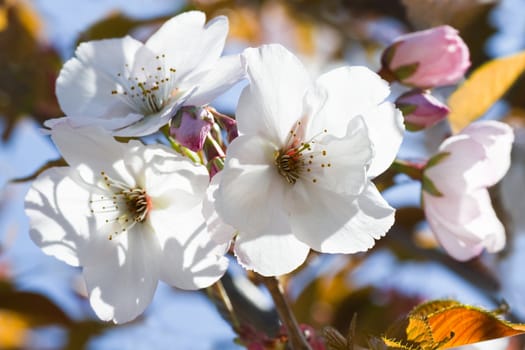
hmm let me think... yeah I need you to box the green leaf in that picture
[393,63,420,82]
[381,42,399,66]
[421,152,451,197]
[404,122,424,132]
[396,104,417,116]
[421,175,443,197]
[448,50,525,133]
[424,152,450,169]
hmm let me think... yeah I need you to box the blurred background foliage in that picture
[2,0,525,349]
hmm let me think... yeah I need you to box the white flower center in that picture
[274,120,330,185]
[90,171,152,240]
[111,54,179,115]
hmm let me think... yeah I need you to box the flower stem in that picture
[391,159,425,180]
[260,276,312,350]
[207,280,241,333]
[205,132,226,158]
[161,125,202,164]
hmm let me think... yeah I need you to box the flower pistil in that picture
[274,120,329,185]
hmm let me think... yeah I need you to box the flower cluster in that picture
[24,10,404,322]
[381,25,470,131]
[27,11,240,323]
[24,9,514,328]
[380,25,515,263]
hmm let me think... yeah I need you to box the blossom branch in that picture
[260,275,312,350]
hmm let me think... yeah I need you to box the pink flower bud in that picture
[395,90,449,131]
[422,121,514,261]
[169,106,213,152]
[381,25,470,88]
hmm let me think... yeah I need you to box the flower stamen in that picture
[110,54,178,115]
[275,150,304,184]
[90,171,152,240]
[274,120,330,185]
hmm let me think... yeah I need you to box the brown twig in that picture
[260,275,312,350]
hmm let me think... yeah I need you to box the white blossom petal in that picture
[311,116,372,195]
[288,182,393,254]
[75,36,142,76]
[184,54,245,107]
[316,66,390,122]
[145,11,228,79]
[423,189,505,261]
[313,66,390,136]
[425,121,514,194]
[139,146,209,210]
[25,167,91,266]
[460,120,514,187]
[44,113,144,134]
[111,87,196,137]
[234,230,310,276]
[314,66,404,177]
[56,36,143,117]
[50,124,133,186]
[82,226,161,323]
[360,103,404,178]
[237,44,311,143]
[427,135,490,194]
[202,173,236,244]
[216,135,287,233]
[150,205,228,289]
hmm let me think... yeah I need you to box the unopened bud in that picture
[169,106,214,152]
[395,90,449,131]
[381,25,470,88]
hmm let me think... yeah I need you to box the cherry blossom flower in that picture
[48,11,244,137]
[423,120,514,260]
[25,124,228,323]
[214,44,405,276]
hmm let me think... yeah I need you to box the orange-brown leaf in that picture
[448,51,525,133]
[384,300,525,349]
